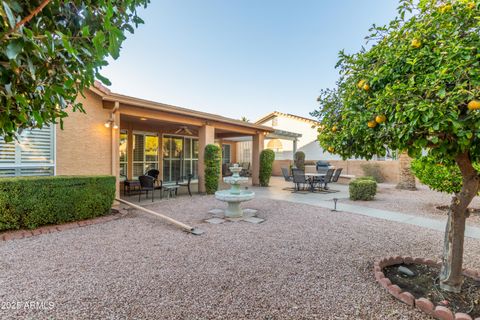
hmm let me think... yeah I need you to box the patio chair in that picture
[146,169,160,181]
[240,162,251,177]
[176,174,193,196]
[292,168,310,191]
[281,167,293,182]
[138,175,159,202]
[331,168,343,183]
[315,168,335,190]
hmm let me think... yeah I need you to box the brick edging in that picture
[0,209,129,242]
[375,256,480,320]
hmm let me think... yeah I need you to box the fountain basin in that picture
[215,190,255,202]
[215,190,255,218]
[223,176,249,184]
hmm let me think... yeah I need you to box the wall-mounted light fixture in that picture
[105,101,120,129]
[104,117,118,129]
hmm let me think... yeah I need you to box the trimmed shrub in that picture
[349,178,377,201]
[259,149,275,187]
[360,163,385,183]
[0,176,116,231]
[204,144,221,194]
[294,151,305,171]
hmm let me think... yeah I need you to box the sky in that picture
[102,0,399,122]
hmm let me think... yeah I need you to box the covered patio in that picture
[101,92,275,195]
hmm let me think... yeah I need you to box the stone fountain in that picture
[215,164,255,218]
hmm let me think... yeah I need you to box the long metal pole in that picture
[116,198,195,233]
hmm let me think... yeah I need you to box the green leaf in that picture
[437,87,446,99]
[6,40,23,60]
[2,2,16,28]
[81,26,90,36]
[95,73,111,86]
[93,31,106,54]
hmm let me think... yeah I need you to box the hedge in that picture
[0,176,116,231]
[204,144,221,194]
[349,178,377,201]
[259,149,275,187]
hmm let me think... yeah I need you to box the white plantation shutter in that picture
[0,127,55,177]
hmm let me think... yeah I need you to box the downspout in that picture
[111,101,120,197]
[111,101,119,176]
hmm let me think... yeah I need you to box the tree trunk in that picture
[439,152,479,292]
[396,151,416,190]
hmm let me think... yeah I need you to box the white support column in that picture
[293,139,298,159]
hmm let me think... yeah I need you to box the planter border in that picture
[375,256,480,320]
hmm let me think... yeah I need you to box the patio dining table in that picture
[304,173,326,192]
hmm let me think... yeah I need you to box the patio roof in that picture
[91,82,274,134]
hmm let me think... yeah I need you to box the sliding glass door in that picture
[163,135,198,183]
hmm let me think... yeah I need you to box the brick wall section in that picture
[56,91,113,175]
[272,159,400,183]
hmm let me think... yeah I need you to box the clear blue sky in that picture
[102,0,399,121]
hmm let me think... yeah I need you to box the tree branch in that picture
[3,0,51,38]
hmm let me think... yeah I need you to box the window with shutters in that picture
[132,132,158,178]
[222,144,231,164]
[0,127,55,177]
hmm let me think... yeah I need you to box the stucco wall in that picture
[272,159,293,177]
[328,160,399,183]
[56,90,113,176]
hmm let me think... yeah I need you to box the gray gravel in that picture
[340,183,480,226]
[1,196,479,319]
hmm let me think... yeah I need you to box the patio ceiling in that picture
[120,114,263,138]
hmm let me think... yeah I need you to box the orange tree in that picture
[0,0,149,142]
[312,0,480,293]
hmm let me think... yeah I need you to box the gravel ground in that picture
[1,196,479,319]
[340,183,480,226]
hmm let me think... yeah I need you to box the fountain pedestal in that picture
[215,164,255,218]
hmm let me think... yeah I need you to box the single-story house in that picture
[0,83,302,195]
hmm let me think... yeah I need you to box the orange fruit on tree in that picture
[328,146,335,153]
[363,83,370,91]
[331,125,337,132]
[468,100,480,110]
[367,120,377,128]
[357,80,366,89]
[375,115,386,123]
[439,4,452,13]
[411,39,422,48]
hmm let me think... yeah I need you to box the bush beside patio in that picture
[259,149,275,186]
[0,176,116,231]
[349,178,377,201]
